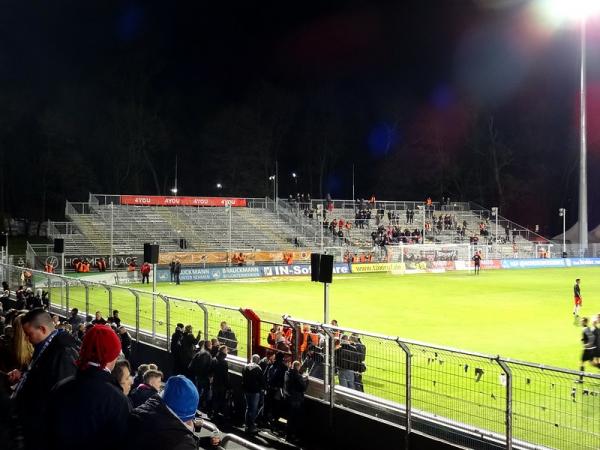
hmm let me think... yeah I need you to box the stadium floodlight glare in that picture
[170,187,178,194]
[536,0,599,255]
[540,0,600,23]
[216,183,222,189]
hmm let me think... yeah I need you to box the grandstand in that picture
[43,193,550,262]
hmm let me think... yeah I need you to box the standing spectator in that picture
[336,335,359,389]
[472,251,481,276]
[283,360,308,443]
[169,259,176,283]
[211,345,230,421]
[242,354,266,433]
[180,325,199,378]
[132,363,158,390]
[66,308,83,330]
[92,311,107,325]
[174,259,182,285]
[141,261,151,284]
[264,351,287,427]
[217,321,238,356]
[8,308,78,450]
[10,314,34,372]
[129,369,163,408]
[171,323,185,375]
[47,325,130,450]
[128,375,201,450]
[118,326,132,360]
[579,317,597,378]
[112,359,134,396]
[351,333,366,392]
[112,310,122,327]
[188,340,213,411]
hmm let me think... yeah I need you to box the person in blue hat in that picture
[128,375,203,450]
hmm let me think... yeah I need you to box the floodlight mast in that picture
[578,16,588,256]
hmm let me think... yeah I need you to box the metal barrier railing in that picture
[3,262,599,450]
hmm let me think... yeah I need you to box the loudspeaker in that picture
[144,243,159,264]
[310,253,320,282]
[319,254,334,283]
[179,238,187,250]
[53,238,64,254]
[0,233,6,248]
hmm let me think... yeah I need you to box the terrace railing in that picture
[4,261,598,450]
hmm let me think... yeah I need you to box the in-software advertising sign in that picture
[157,266,262,282]
[261,263,350,277]
[120,195,247,207]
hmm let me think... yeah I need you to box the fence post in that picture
[320,325,336,414]
[64,279,70,314]
[104,285,113,317]
[151,291,156,339]
[83,283,90,317]
[496,358,512,450]
[46,274,52,309]
[129,289,140,344]
[397,339,412,449]
[245,311,252,362]
[159,294,170,352]
[196,302,209,341]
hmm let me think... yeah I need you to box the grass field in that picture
[145,267,600,369]
[48,267,600,449]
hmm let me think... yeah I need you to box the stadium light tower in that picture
[559,208,567,256]
[537,0,600,255]
[291,172,298,191]
[491,207,499,245]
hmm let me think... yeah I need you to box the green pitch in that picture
[50,266,600,449]
[154,267,598,369]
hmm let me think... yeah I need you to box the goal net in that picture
[387,243,472,272]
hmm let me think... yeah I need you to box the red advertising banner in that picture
[120,195,247,207]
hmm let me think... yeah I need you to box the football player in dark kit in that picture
[573,278,582,319]
[472,251,481,275]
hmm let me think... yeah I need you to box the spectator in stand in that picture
[284,360,309,443]
[188,340,213,411]
[210,338,220,357]
[141,261,151,284]
[48,325,130,450]
[112,310,122,327]
[180,325,199,378]
[66,308,83,330]
[128,375,210,450]
[211,345,230,421]
[118,326,132,360]
[112,359,134,396]
[9,308,78,450]
[264,351,287,428]
[92,310,107,325]
[170,323,185,374]
[129,369,163,408]
[132,363,158,389]
[10,314,33,373]
[242,354,266,433]
[336,335,360,389]
[350,333,367,392]
[217,321,238,356]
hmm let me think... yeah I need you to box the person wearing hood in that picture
[241,354,266,433]
[211,345,230,421]
[47,325,131,450]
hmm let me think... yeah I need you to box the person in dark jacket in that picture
[335,335,360,389]
[47,325,131,450]
[180,325,199,379]
[118,326,132,360]
[351,333,366,392]
[129,369,163,408]
[264,351,287,427]
[128,375,200,450]
[242,354,266,433]
[217,321,238,356]
[283,360,309,442]
[91,310,107,325]
[171,323,185,375]
[211,345,230,421]
[174,259,182,285]
[8,308,78,450]
[188,340,213,410]
[66,308,83,330]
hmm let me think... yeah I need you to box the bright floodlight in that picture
[540,0,600,23]
[268,175,275,181]
[291,172,297,178]
[170,188,178,194]
[216,183,222,189]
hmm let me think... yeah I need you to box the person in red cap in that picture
[47,325,131,450]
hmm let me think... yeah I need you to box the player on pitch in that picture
[573,278,582,319]
[472,251,481,275]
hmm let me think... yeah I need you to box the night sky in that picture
[1,0,599,235]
